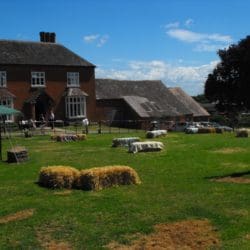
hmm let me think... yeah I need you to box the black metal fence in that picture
[0,119,175,138]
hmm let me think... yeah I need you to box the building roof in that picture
[0,40,94,67]
[122,96,154,118]
[0,88,16,99]
[25,89,54,104]
[96,79,200,118]
[65,88,88,97]
[168,87,210,117]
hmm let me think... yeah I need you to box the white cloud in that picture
[185,18,194,27]
[83,34,99,43]
[166,28,233,52]
[96,60,219,95]
[83,34,109,47]
[165,22,180,29]
[167,29,204,43]
[194,43,229,52]
[167,29,232,44]
[97,35,109,47]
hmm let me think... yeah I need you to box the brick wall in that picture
[2,65,96,121]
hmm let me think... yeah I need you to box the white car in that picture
[185,126,199,134]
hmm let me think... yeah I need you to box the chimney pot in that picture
[39,32,56,43]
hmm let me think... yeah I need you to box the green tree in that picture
[204,35,250,111]
[192,94,209,103]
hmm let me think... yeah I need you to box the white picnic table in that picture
[112,137,140,147]
[129,141,164,153]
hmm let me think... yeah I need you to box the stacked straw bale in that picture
[76,134,87,140]
[146,130,167,139]
[215,128,224,134]
[51,134,87,142]
[236,130,248,138]
[77,166,141,191]
[38,165,141,191]
[198,127,216,134]
[38,166,80,189]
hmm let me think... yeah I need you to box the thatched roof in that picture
[0,40,94,67]
[95,79,200,118]
[168,87,210,117]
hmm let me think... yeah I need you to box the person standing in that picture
[49,110,55,129]
[82,117,89,134]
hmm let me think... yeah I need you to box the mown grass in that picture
[0,132,249,249]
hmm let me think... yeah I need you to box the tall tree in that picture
[204,36,250,111]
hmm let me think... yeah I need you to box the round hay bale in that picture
[77,166,141,191]
[236,130,248,138]
[38,166,80,189]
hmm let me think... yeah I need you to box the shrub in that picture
[236,130,249,138]
[198,127,216,134]
[38,166,80,189]
[77,166,141,191]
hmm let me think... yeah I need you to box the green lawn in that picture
[0,132,249,249]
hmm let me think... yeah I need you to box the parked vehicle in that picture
[185,126,199,134]
[216,125,233,132]
[174,122,190,132]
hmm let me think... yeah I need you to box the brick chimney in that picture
[39,32,56,43]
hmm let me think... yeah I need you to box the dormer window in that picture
[67,72,79,87]
[31,72,45,87]
[0,71,7,87]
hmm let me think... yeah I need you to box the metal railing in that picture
[0,119,175,138]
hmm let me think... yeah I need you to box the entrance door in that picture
[35,95,52,121]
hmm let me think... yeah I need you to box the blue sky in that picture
[0,0,249,95]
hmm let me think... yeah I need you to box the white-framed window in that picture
[0,98,13,121]
[31,72,45,87]
[65,96,86,119]
[67,72,79,87]
[0,71,7,87]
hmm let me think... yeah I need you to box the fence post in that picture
[98,120,102,134]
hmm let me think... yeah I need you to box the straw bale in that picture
[198,127,216,134]
[215,128,224,134]
[50,134,57,140]
[38,166,80,189]
[76,134,87,140]
[146,130,167,138]
[77,166,141,191]
[53,134,87,142]
[236,130,248,138]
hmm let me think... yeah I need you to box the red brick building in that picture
[0,32,96,122]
